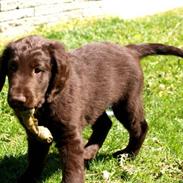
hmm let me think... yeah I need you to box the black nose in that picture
[9,94,27,109]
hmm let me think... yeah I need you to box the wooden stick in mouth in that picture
[18,109,53,143]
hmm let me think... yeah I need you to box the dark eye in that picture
[33,66,45,75]
[34,67,42,74]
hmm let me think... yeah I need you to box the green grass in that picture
[1,8,183,183]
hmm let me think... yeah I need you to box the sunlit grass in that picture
[1,8,183,183]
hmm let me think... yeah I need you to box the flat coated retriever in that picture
[1,35,183,183]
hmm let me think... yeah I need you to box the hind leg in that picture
[84,112,112,160]
[112,97,148,157]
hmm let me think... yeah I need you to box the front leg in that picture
[56,125,84,183]
[17,134,51,183]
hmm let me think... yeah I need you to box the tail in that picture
[126,43,183,58]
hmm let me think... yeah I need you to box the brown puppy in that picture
[1,35,183,183]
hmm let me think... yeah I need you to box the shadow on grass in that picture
[0,152,60,183]
[0,152,114,182]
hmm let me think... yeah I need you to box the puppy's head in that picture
[0,35,69,111]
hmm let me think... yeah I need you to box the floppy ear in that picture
[0,46,11,92]
[47,41,70,102]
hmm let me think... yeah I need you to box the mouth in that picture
[19,108,35,116]
[13,107,35,119]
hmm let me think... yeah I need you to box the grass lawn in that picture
[1,8,183,183]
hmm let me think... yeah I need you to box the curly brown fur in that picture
[1,35,183,183]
